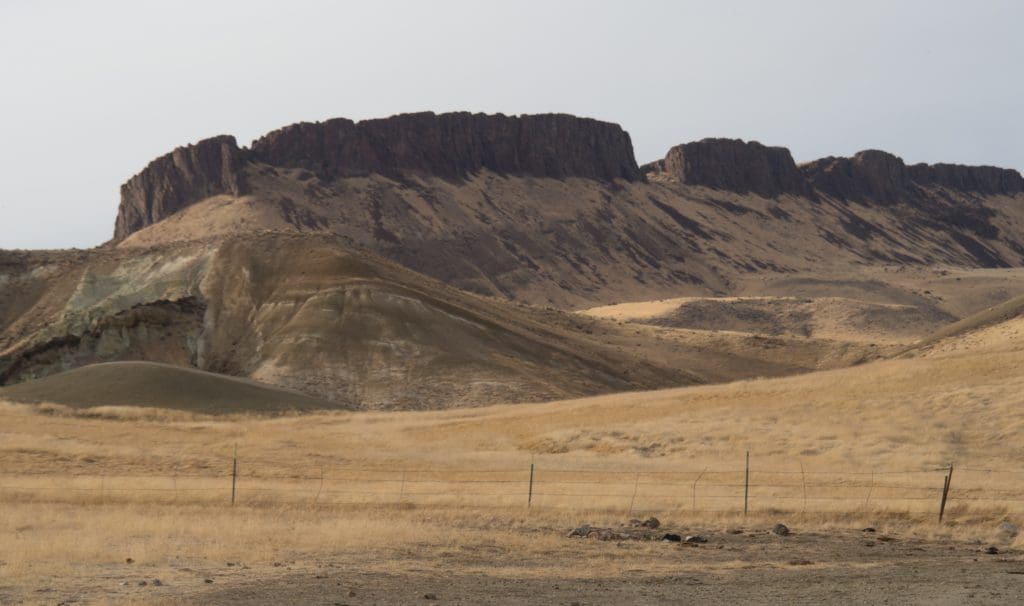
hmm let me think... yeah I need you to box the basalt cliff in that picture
[110,112,1024,307]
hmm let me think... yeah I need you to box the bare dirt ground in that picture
[192,532,1024,606]
[5,512,1023,605]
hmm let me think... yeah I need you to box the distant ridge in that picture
[113,112,1023,243]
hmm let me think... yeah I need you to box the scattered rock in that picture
[771,524,790,536]
[226,562,235,567]
[861,527,876,533]
[986,546,1000,555]
[138,581,148,586]
[727,529,744,535]
[567,525,628,541]
[661,533,682,542]
[640,517,660,529]
[348,590,357,597]
[204,579,214,584]
[788,559,814,566]
[424,593,438,600]
[684,535,708,544]
[152,579,163,586]
[125,558,134,564]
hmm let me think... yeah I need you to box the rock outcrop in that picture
[907,162,1024,196]
[656,138,814,198]
[111,113,1024,244]
[113,113,643,241]
[248,111,643,182]
[651,141,1024,203]
[114,135,247,241]
[802,150,1024,203]
[801,150,911,204]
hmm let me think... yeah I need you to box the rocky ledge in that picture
[112,112,643,241]
[647,140,1023,202]
[654,138,815,198]
[248,111,643,182]
[115,135,247,241]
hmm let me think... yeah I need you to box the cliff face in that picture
[111,112,1024,245]
[801,150,911,203]
[114,135,247,241]
[908,162,1024,196]
[112,113,643,241]
[647,141,1024,203]
[248,112,644,182]
[802,150,1024,203]
[659,138,814,198]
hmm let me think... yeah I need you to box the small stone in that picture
[641,517,661,529]
[348,590,357,597]
[152,579,163,586]
[661,533,682,542]
[125,558,134,564]
[986,546,1000,555]
[788,558,813,566]
[1000,522,1019,538]
[727,529,744,535]
[861,527,876,533]
[424,593,438,600]
[138,581,148,586]
[685,535,708,544]
[204,579,214,584]
[771,523,790,536]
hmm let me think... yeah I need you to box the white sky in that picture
[1,0,1021,249]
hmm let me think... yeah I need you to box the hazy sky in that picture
[1,0,1021,249]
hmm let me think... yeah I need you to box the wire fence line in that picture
[5,456,1024,519]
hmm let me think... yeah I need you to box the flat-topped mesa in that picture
[907,162,1024,196]
[656,138,815,198]
[114,135,247,241]
[802,150,1024,203]
[248,112,644,182]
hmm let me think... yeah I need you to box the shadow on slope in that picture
[0,361,338,414]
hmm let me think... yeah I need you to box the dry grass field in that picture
[3,305,1024,603]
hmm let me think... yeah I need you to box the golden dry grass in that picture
[2,316,1023,600]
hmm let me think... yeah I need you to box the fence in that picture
[6,452,1024,521]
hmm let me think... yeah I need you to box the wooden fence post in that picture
[939,464,954,522]
[799,461,807,514]
[528,463,534,507]
[628,472,640,515]
[692,468,707,511]
[231,444,237,506]
[314,467,324,504]
[865,469,875,508]
[744,451,750,516]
